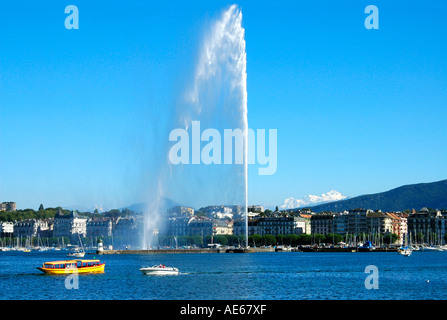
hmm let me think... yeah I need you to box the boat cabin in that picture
[41,259,103,269]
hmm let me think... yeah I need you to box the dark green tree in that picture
[285,234,299,246]
[276,234,285,245]
[249,234,262,247]
[262,235,277,246]
[324,233,343,245]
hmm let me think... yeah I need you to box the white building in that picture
[53,210,87,242]
[169,216,233,237]
[0,221,13,235]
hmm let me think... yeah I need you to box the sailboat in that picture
[398,234,412,256]
[33,234,48,252]
[23,236,32,252]
[67,233,86,258]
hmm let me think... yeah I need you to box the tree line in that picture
[0,206,136,222]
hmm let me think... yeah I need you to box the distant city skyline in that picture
[1,1,446,210]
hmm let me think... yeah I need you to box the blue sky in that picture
[1,0,446,210]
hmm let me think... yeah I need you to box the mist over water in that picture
[142,5,248,248]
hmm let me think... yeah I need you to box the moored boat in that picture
[358,241,375,252]
[37,259,105,275]
[139,264,179,275]
[67,233,86,257]
[67,250,85,258]
[399,234,413,256]
[398,246,412,256]
[421,245,442,251]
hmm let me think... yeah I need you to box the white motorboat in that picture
[67,251,85,258]
[139,264,179,275]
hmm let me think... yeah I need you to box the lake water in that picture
[1,250,447,300]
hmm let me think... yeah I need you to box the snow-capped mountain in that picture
[63,204,109,213]
[92,205,108,213]
[280,190,348,210]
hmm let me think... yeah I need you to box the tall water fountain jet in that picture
[142,4,249,248]
[186,4,248,247]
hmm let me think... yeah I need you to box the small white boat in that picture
[398,247,412,256]
[139,264,179,275]
[67,234,86,258]
[421,245,441,251]
[67,251,85,258]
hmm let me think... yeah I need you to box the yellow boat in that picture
[37,259,105,275]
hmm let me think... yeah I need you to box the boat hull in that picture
[67,252,85,258]
[37,264,105,275]
[139,268,179,275]
[398,249,412,256]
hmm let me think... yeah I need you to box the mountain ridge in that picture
[302,179,447,213]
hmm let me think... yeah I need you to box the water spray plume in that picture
[142,4,249,248]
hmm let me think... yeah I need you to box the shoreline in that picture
[94,246,398,254]
[95,247,273,254]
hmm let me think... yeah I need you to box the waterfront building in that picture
[0,221,14,236]
[232,219,259,236]
[13,219,49,238]
[347,209,371,234]
[386,212,408,245]
[169,216,190,236]
[396,213,408,245]
[113,216,142,243]
[407,209,447,245]
[295,211,313,234]
[39,220,54,238]
[187,216,213,236]
[256,216,306,236]
[53,210,87,242]
[233,217,306,237]
[212,219,233,235]
[334,212,349,235]
[0,202,16,211]
[87,217,113,238]
[297,213,312,235]
[311,213,335,235]
[366,211,394,235]
[171,216,235,237]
